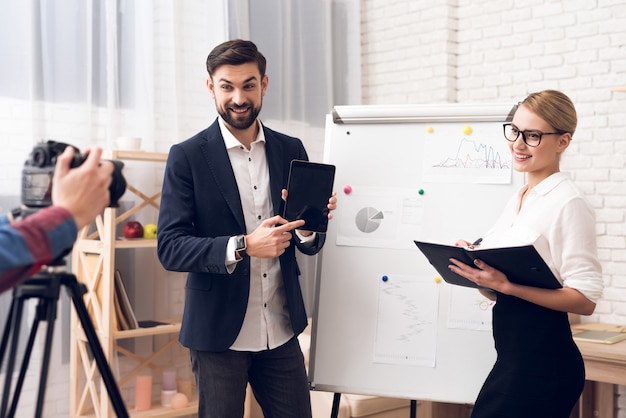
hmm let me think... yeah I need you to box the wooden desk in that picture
[573,329,626,418]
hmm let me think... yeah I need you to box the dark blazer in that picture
[157,118,325,351]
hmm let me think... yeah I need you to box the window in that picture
[0,0,136,107]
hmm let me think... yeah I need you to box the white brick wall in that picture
[362,0,626,416]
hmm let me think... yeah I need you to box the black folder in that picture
[414,240,562,290]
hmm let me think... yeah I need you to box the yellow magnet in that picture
[463,125,472,135]
[426,126,434,133]
[434,276,442,283]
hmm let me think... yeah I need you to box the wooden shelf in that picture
[103,150,169,162]
[114,321,181,339]
[115,238,158,249]
[80,399,198,418]
[70,151,195,417]
[130,399,198,418]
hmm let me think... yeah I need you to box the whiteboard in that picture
[309,104,524,404]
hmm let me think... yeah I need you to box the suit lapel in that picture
[200,121,246,232]
[264,127,286,216]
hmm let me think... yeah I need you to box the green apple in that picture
[143,223,157,239]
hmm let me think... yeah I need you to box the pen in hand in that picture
[468,237,482,249]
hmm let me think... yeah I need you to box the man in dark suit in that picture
[157,39,336,418]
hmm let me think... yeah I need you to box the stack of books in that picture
[113,269,139,330]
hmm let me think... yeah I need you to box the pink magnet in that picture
[343,185,352,194]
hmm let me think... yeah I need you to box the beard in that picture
[217,102,262,130]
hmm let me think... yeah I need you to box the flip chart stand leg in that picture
[330,393,341,418]
[410,400,417,418]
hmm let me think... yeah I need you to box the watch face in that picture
[236,235,246,251]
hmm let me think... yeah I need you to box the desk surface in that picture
[574,325,626,386]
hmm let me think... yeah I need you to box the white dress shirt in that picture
[219,117,304,351]
[482,172,603,303]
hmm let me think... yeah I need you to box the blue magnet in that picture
[382,275,389,282]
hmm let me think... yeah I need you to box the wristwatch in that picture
[234,234,247,253]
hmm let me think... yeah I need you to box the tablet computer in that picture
[283,160,336,233]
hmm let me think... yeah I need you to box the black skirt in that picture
[470,294,584,418]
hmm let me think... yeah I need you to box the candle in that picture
[162,370,177,391]
[135,375,152,411]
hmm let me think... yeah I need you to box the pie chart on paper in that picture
[355,207,384,233]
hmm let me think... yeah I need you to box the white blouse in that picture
[482,172,603,303]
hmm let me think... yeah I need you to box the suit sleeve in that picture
[157,144,230,274]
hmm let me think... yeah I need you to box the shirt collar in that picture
[218,117,266,150]
[524,172,570,197]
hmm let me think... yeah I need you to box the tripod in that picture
[0,263,129,418]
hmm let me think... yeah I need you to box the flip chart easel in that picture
[309,104,524,412]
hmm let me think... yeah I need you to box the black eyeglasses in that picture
[503,123,566,147]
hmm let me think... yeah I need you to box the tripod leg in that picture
[0,297,16,367]
[65,277,129,418]
[0,297,27,418]
[6,301,44,418]
[34,291,60,418]
[0,297,17,417]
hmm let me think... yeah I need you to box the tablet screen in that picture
[283,160,336,233]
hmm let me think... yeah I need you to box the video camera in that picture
[21,140,127,208]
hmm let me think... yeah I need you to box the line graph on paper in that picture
[434,137,509,170]
[373,275,439,367]
[422,123,513,184]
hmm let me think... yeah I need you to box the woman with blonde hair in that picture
[450,90,603,418]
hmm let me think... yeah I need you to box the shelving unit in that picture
[69,150,196,417]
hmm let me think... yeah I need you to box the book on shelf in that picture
[114,269,139,330]
[573,330,626,345]
[414,240,562,290]
[572,323,626,345]
[138,320,170,328]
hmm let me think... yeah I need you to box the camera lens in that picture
[32,147,48,167]
[108,160,127,207]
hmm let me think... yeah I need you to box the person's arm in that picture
[450,258,596,315]
[449,199,602,316]
[0,207,77,293]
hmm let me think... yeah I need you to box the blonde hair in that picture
[520,90,577,136]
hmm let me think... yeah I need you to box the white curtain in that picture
[227,0,361,162]
[0,0,226,374]
[226,0,362,313]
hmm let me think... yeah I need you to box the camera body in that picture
[22,140,126,207]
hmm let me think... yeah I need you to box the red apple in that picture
[123,221,143,239]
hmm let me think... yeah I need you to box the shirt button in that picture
[264,303,267,308]
[263,273,267,278]
[257,215,262,220]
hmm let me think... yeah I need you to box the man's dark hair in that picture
[206,39,267,78]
